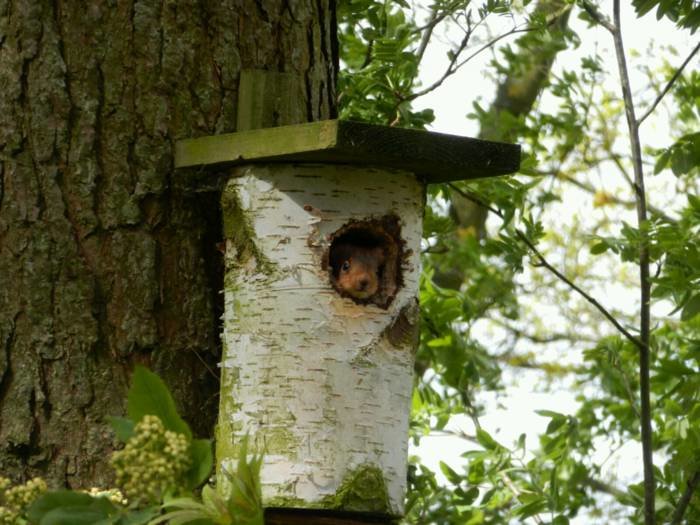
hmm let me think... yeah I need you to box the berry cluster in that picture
[110,415,191,503]
[0,476,47,524]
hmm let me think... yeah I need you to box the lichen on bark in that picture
[330,464,393,515]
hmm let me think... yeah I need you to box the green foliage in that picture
[126,365,192,440]
[632,0,700,32]
[26,491,138,525]
[337,0,433,127]
[151,437,263,525]
[653,131,700,177]
[337,0,536,128]
[25,368,261,525]
[341,1,699,523]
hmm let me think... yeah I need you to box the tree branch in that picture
[515,228,645,351]
[405,18,476,102]
[637,41,700,127]
[579,0,615,33]
[670,470,700,525]
[406,22,534,103]
[610,2,655,522]
[415,6,448,64]
[447,182,645,352]
[585,476,628,500]
[539,169,673,222]
[489,316,598,345]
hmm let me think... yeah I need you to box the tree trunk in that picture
[0,0,337,489]
[434,0,571,289]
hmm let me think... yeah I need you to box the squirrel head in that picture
[331,244,385,300]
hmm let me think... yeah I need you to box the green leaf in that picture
[200,485,228,518]
[536,409,566,417]
[223,435,264,524]
[28,491,98,521]
[153,497,217,524]
[439,461,462,485]
[688,193,700,212]
[476,428,502,450]
[28,492,118,525]
[681,294,700,321]
[590,242,609,255]
[39,508,115,525]
[127,365,191,439]
[513,497,547,518]
[149,509,211,525]
[108,416,135,442]
[185,439,214,489]
[546,417,567,434]
[119,507,160,525]
[654,148,671,174]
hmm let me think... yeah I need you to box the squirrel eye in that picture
[341,260,350,272]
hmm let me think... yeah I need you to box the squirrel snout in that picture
[351,276,378,298]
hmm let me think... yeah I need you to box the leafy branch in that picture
[537,167,673,222]
[606,2,655,522]
[637,40,700,126]
[446,182,644,351]
[670,471,700,525]
[406,22,527,103]
[406,6,570,106]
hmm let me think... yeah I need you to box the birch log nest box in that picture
[175,119,520,521]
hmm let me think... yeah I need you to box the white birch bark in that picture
[217,163,423,516]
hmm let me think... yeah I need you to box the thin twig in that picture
[637,41,700,127]
[446,182,500,215]
[610,2,655,523]
[489,316,598,344]
[360,39,374,69]
[538,169,673,222]
[585,476,628,500]
[579,0,615,33]
[516,229,644,350]
[447,182,645,351]
[670,471,700,525]
[415,6,443,64]
[406,24,531,102]
[413,5,452,33]
[406,20,475,101]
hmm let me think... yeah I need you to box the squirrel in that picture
[330,243,385,300]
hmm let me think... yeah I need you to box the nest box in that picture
[175,119,520,520]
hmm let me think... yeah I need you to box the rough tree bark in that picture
[0,0,336,488]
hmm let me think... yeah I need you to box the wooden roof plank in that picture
[175,120,520,183]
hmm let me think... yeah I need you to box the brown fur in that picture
[330,243,385,299]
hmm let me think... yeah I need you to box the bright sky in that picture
[408,2,698,523]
